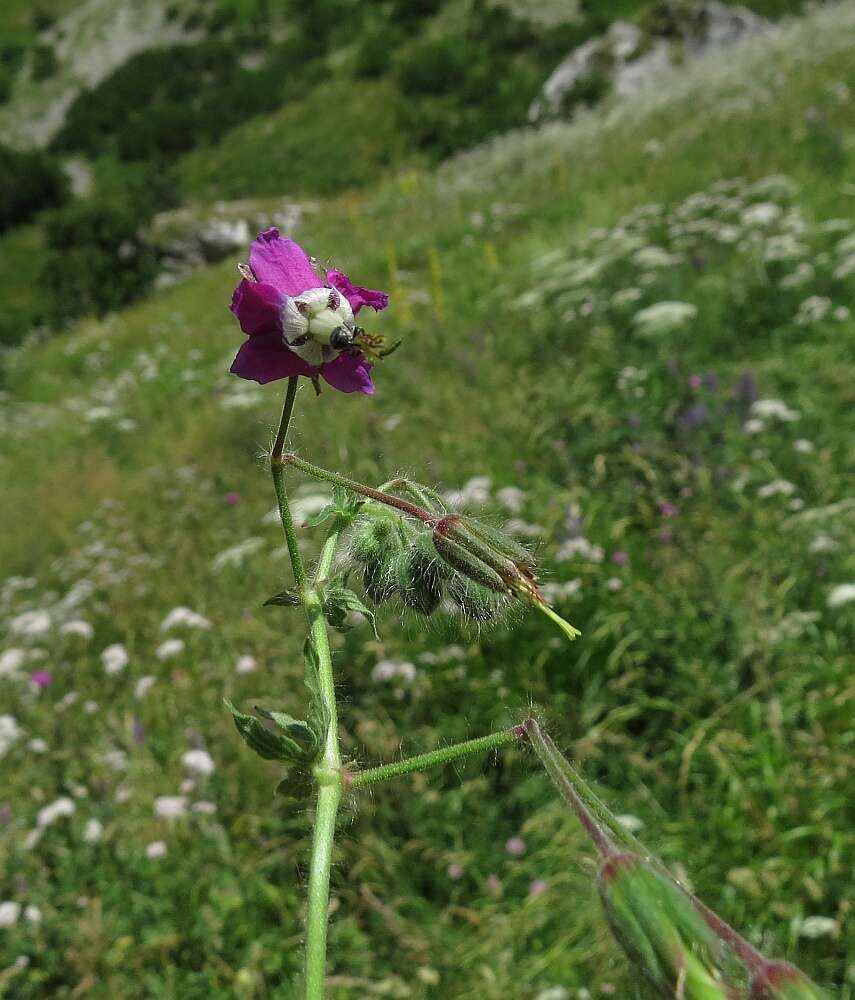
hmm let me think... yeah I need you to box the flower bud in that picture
[447,576,501,624]
[350,515,404,604]
[397,532,447,615]
[598,854,736,999]
[751,962,830,999]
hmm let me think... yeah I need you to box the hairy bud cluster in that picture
[348,508,525,623]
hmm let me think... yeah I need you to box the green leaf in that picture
[263,588,300,608]
[303,486,364,529]
[323,584,379,639]
[224,698,303,762]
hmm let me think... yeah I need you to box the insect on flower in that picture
[229,229,396,394]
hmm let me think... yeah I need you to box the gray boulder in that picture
[529,1,769,123]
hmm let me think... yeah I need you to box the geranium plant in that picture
[225,230,829,1000]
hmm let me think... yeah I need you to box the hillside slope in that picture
[1,3,854,997]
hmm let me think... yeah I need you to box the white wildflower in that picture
[611,287,643,308]
[60,620,94,640]
[27,738,48,754]
[160,607,211,631]
[750,399,800,422]
[555,538,604,563]
[632,246,677,269]
[181,749,216,778]
[192,800,217,815]
[83,700,98,714]
[0,648,26,677]
[154,796,188,820]
[155,638,185,660]
[505,519,543,537]
[535,989,570,1000]
[757,480,796,499]
[101,749,128,771]
[633,301,697,337]
[741,202,781,226]
[616,814,645,833]
[539,580,582,603]
[0,902,21,927]
[793,439,815,453]
[145,840,168,859]
[779,262,814,289]
[211,537,264,571]
[82,818,103,844]
[37,797,75,829]
[795,916,838,939]
[134,675,156,700]
[606,577,624,592]
[24,906,42,925]
[827,584,855,608]
[235,655,257,675]
[0,715,23,758]
[763,235,806,262]
[795,296,832,325]
[371,659,417,683]
[833,305,851,322]
[808,534,837,554]
[10,610,51,637]
[101,643,128,675]
[496,486,526,513]
[833,254,855,280]
[743,418,766,435]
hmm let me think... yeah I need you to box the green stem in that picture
[347,727,523,790]
[266,378,341,999]
[283,453,437,525]
[271,378,307,591]
[303,593,342,1000]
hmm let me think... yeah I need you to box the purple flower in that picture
[229,229,389,394]
[688,374,703,390]
[528,879,548,896]
[659,501,677,518]
[30,671,52,688]
[447,862,465,881]
[224,492,241,506]
[611,551,629,566]
[505,836,527,857]
[485,873,502,893]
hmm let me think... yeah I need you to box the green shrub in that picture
[40,173,173,325]
[0,143,68,231]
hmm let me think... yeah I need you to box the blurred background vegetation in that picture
[0,0,853,997]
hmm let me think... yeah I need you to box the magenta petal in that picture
[230,279,284,336]
[249,228,323,296]
[321,353,375,394]
[230,338,315,385]
[327,270,389,315]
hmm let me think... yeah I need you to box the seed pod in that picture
[432,528,508,595]
[751,962,830,1000]
[397,532,446,615]
[598,853,736,999]
[457,516,537,573]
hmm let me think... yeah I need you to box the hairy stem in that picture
[283,453,437,525]
[303,593,342,999]
[347,727,523,790]
[268,379,342,999]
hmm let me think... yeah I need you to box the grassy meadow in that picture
[1,2,855,998]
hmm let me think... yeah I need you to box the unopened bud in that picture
[751,962,830,999]
[447,575,501,624]
[397,532,447,615]
[599,854,736,999]
[350,515,404,604]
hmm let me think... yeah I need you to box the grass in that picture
[1,4,854,998]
